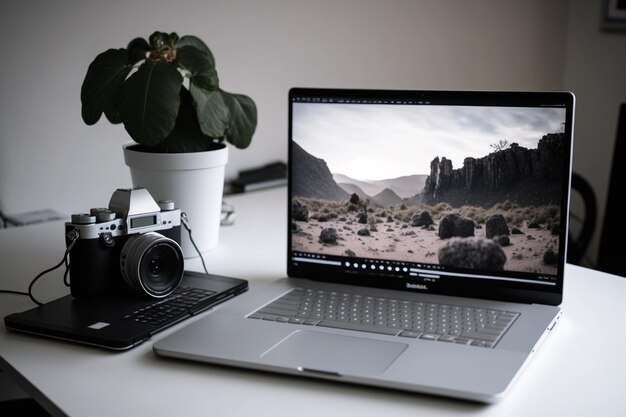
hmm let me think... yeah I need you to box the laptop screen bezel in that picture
[287,87,574,306]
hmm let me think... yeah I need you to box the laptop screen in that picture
[288,88,574,305]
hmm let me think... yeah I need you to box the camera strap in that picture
[180,212,209,276]
[25,230,79,305]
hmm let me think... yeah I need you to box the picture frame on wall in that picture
[602,0,626,30]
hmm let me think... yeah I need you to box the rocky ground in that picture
[292,212,559,275]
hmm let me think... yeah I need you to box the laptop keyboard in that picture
[124,286,216,326]
[248,288,519,348]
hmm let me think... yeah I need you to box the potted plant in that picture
[80,31,257,257]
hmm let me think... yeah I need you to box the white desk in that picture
[1,186,625,417]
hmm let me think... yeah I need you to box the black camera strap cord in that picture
[180,212,209,276]
[0,230,79,306]
[0,213,209,306]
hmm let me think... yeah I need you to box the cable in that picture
[27,255,67,305]
[0,290,29,296]
[181,212,209,276]
[64,260,71,287]
[0,209,7,228]
[26,233,79,305]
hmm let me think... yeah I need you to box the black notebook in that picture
[4,271,248,350]
[227,161,287,193]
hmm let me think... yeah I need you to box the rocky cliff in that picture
[423,133,565,207]
[292,141,349,201]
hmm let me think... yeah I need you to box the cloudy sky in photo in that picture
[293,103,566,181]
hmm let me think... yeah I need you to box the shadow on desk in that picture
[0,370,51,417]
[0,398,51,417]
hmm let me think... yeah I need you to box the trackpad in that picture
[261,330,408,375]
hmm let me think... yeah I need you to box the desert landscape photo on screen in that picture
[291,103,567,275]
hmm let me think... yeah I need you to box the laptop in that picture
[4,271,248,350]
[153,88,574,403]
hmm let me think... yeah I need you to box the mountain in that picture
[333,174,383,197]
[371,188,403,207]
[333,173,427,198]
[337,183,369,201]
[422,133,565,207]
[292,142,348,201]
[370,175,428,198]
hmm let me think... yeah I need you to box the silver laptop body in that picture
[154,88,574,403]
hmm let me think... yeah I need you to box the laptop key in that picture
[477,327,503,335]
[460,331,498,342]
[438,335,457,343]
[257,307,297,317]
[316,319,400,336]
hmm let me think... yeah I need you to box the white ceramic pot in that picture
[123,143,228,258]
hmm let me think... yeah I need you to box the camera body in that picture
[66,188,184,299]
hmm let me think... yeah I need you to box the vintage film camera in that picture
[65,188,184,299]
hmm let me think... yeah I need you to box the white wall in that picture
[0,0,567,216]
[563,0,626,267]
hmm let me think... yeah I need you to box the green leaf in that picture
[127,37,150,64]
[149,31,178,50]
[169,32,180,46]
[176,45,219,91]
[156,88,223,153]
[176,35,215,68]
[104,106,123,124]
[221,90,257,149]
[189,81,229,138]
[81,48,133,125]
[117,62,183,146]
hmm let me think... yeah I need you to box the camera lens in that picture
[120,232,184,298]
